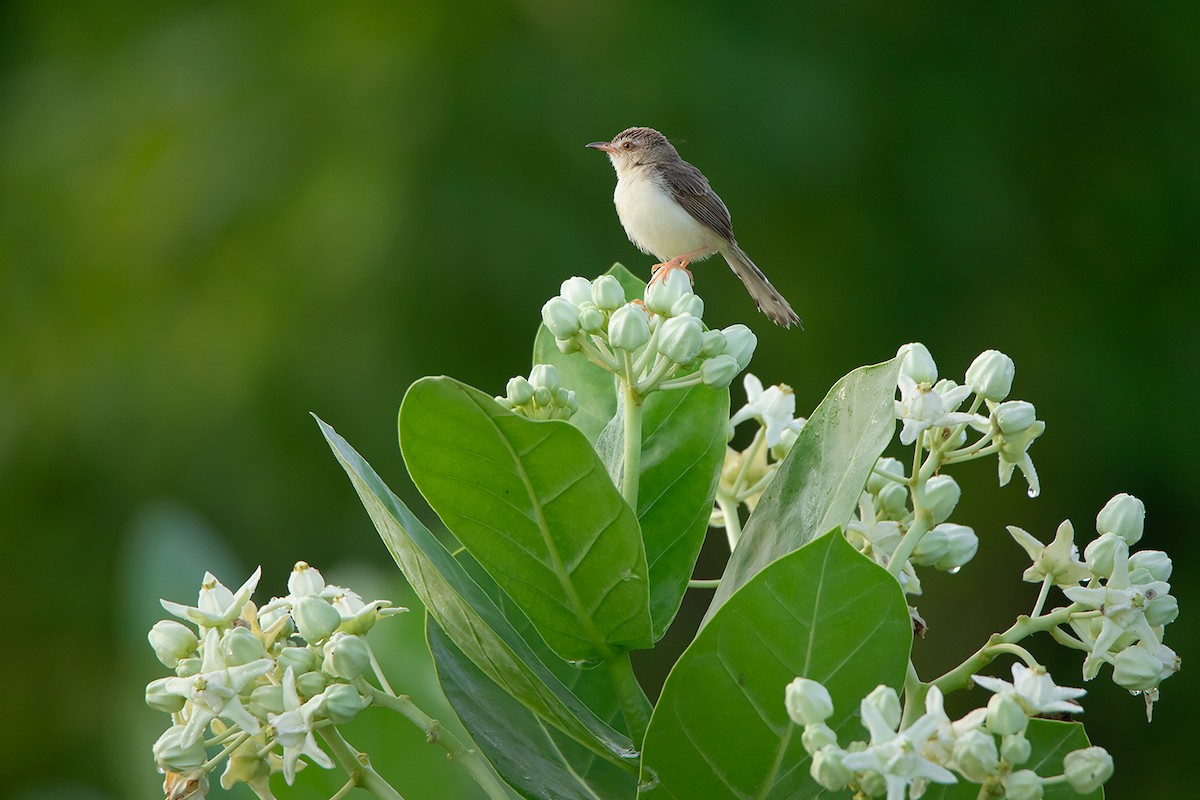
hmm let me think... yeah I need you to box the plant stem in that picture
[1031,576,1053,618]
[608,650,651,746]
[717,494,742,550]
[688,578,721,589]
[369,689,512,800]
[900,660,927,729]
[319,727,407,800]
[621,377,643,511]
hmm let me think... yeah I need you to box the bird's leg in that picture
[649,248,707,287]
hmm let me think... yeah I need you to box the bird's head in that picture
[586,127,679,172]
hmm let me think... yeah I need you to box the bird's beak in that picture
[585,141,617,153]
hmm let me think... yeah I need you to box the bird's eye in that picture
[621,141,633,150]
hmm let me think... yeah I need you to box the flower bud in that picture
[867,457,905,494]
[1063,746,1114,794]
[785,677,834,726]
[1003,769,1044,800]
[809,746,853,791]
[1128,550,1172,583]
[248,684,284,717]
[506,376,534,405]
[153,725,208,772]
[288,561,325,597]
[559,276,593,306]
[529,364,559,393]
[898,342,937,384]
[658,314,704,364]
[721,324,757,369]
[644,269,691,315]
[877,483,909,518]
[953,729,999,782]
[986,692,1028,736]
[911,525,951,567]
[993,401,1037,435]
[542,297,582,339]
[292,595,341,643]
[296,670,327,699]
[934,378,967,413]
[701,355,741,388]
[700,329,727,357]
[966,350,1015,402]
[322,632,371,680]
[772,426,801,460]
[924,474,961,525]
[278,645,319,675]
[149,620,199,668]
[1083,532,1127,579]
[322,683,366,724]
[591,275,625,310]
[175,656,202,678]
[858,769,887,798]
[671,292,704,318]
[931,524,978,572]
[608,304,651,351]
[556,337,581,354]
[577,303,605,334]
[1113,642,1179,691]
[864,685,901,730]
[1145,593,1178,627]
[801,722,838,752]
[146,677,187,714]
[220,626,267,666]
[532,386,552,406]
[1001,733,1031,765]
[1096,493,1145,546]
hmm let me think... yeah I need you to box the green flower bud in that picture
[867,457,906,494]
[911,525,951,567]
[577,303,605,333]
[671,292,704,318]
[292,595,341,643]
[810,746,853,790]
[220,626,267,666]
[591,275,625,311]
[322,682,366,724]
[556,337,581,354]
[1083,532,1127,579]
[1113,642,1179,691]
[542,297,582,339]
[1063,746,1113,794]
[221,738,271,792]
[288,560,326,597]
[965,349,1015,402]
[559,276,593,305]
[785,677,834,726]
[248,684,284,717]
[986,692,1028,736]
[608,304,651,351]
[148,620,199,668]
[278,646,319,675]
[146,677,187,714]
[701,354,741,388]
[721,324,757,369]
[1096,493,1145,546]
[858,768,887,797]
[993,401,1037,435]
[533,385,553,406]
[924,474,961,525]
[898,342,937,384]
[953,728,999,782]
[701,329,727,357]
[864,685,901,730]
[877,483,909,518]
[1004,769,1044,800]
[506,376,534,405]
[644,269,691,315]
[175,656,202,677]
[931,523,978,572]
[800,722,838,752]
[1001,733,1032,765]
[1145,593,1179,627]
[658,314,704,364]
[153,725,208,772]
[322,632,371,680]
[296,670,327,699]
[529,364,560,393]
[1128,550,1172,582]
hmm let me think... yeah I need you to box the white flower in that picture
[329,586,407,636]
[268,668,334,784]
[972,663,1085,716]
[729,374,806,448]
[841,685,957,800]
[161,630,274,747]
[785,678,834,726]
[161,567,262,629]
[1007,521,1091,587]
[894,374,978,447]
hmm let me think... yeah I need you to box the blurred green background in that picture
[2,2,1196,798]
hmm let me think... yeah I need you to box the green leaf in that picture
[639,531,912,799]
[399,376,653,660]
[316,416,635,768]
[704,357,901,625]
[922,719,1102,800]
[430,618,637,800]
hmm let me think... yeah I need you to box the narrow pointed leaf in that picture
[704,357,901,625]
[640,531,912,799]
[399,376,653,660]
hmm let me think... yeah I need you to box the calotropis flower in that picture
[161,630,274,747]
[1007,520,1091,587]
[161,567,262,629]
[972,663,1086,717]
[728,373,806,448]
[268,667,334,785]
[894,373,980,447]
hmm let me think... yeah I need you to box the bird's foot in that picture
[649,256,694,286]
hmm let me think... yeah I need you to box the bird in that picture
[586,127,801,328]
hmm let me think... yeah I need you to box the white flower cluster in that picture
[786,673,1113,800]
[495,364,579,420]
[1011,493,1180,720]
[146,562,406,799]
[541,272,757,396]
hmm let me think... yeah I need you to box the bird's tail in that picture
[721,243,802,329]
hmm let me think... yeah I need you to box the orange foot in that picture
[649,256,695,287]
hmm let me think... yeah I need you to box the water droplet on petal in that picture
[1027,486,1040,499]
[948,566,962,575]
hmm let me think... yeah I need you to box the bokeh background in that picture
[2,2,1196,798]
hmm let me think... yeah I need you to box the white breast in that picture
[613,168,717,262]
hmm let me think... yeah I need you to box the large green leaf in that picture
[399,376,653,661]
[317,417,636,769]
[703,357,901,625]
[535,263,731,639]
[922,719,1102,800]
[639,531,912,799]
[430,619,637,800]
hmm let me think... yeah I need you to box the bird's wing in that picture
[667,160,736,242]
